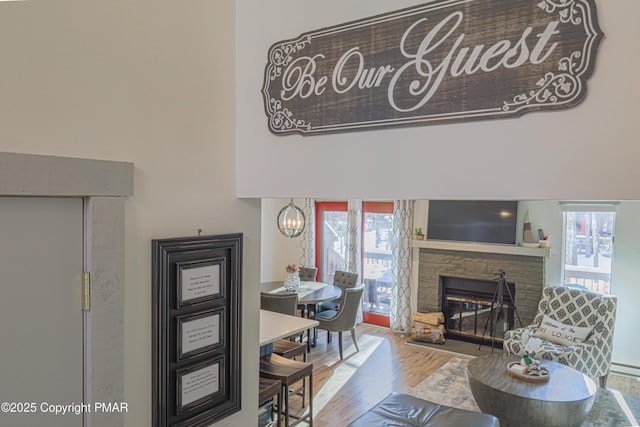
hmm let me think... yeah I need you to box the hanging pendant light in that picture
[277,199,306,238]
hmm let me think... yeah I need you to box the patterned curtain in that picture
[299,198,316,267]
[346,199,363,322]
[346,199,362,276]
[390,200,414,332]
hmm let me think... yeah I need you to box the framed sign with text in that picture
[152,234,242,427]
[262,0,603,135]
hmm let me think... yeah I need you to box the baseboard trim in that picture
[611,361,640,378]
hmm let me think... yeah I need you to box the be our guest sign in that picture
[262,0,603,135]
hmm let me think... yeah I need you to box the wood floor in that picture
[282,323,639,426]
[291,323,471,426]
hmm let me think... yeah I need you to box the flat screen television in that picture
[427,200,518,245]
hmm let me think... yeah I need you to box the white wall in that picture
[0,1,259,426]
[608,201,640,372]
[237,0,640,200]
[260,198,307,281]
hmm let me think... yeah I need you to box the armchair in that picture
[504,285,617,387]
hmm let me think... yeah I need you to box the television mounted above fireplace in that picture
[427,200,518,245]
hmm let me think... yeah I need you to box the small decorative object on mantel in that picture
[284,264,301,293]
[414,227,425,240]
[522,210,539,247]
[539,236,551,248]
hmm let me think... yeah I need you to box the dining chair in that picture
[316,286,364,360]
[298,266,318,281]
[317,270,359,313]
[260,292,299,316]
[297,267,318,318]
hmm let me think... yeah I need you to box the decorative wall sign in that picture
[262,0,603,135]
[153,234,242,427]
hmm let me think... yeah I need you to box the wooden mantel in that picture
[411,239,550,258]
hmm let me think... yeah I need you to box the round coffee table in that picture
[467,354,597,427]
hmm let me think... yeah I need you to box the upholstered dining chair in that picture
[316,286,364,360]
[260,292,306,346]
[317,270,359,313]
[297,266,318,319]
[504,285,617,387]
[298,266,318,281]
[260,291,298,316]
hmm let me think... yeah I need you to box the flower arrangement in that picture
[520,329,543,366]
[284,264,300,292]
[285,264,300,273]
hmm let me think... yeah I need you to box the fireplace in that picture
[416,246,545,330]
[441,276,515,346]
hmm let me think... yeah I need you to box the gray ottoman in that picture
[348,393,500,426]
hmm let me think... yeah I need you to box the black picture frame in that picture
[177,308,225,361]
[152,233,242,427]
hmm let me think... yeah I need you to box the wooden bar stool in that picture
[273,339,307,361]
[272,339,308,407]
[259,377,283,427]
[260,353,313,427]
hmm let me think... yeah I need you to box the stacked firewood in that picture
[411,312,446,344]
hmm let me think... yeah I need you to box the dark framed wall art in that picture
[152,233,242,426]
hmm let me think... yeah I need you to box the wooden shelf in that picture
[411,240,550,257]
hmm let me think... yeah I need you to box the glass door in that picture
[315,201,394,327]
[362,202,393,327]
[315,202,348,284]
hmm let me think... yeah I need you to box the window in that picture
[561,204,616,294]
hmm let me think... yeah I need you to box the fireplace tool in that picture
[478,270,523,352]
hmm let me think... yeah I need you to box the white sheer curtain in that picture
[390,200,414,332]
[346,199,363,322]
[299,198,316,267]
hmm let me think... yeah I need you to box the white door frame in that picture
[0,152,133,427]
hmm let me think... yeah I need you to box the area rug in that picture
[409,358,640,427]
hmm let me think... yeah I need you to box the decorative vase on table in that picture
[284,271,300,293]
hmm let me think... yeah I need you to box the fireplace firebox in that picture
[441,276,515,347]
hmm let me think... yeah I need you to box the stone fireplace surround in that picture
[416,244,547,329]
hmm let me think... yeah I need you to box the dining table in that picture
[261,280,342,305]
[261,280,343,347]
